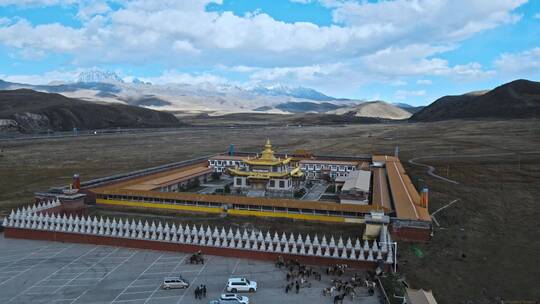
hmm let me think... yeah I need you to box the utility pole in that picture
[379,241,398,273]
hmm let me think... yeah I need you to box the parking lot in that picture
[0,235,381,304]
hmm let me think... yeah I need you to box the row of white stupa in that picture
[12,199,61,214]
[2,201,393,264]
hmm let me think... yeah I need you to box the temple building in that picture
[336,170,372,205]
[299,159,361,180]
[227,139,303,197]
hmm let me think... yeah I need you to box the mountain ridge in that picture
[248,84,337,101]
[0,89,181,133]
[0,77,356,113]
[411,79,540,121]
[328,100,413,120]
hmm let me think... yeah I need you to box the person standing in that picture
[295,281,300,294]
[202,285,207,298]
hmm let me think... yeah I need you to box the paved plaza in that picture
[0,235,382,304]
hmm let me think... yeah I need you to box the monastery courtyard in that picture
[0,236,382,304]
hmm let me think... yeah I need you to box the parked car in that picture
[220,293,249,304]
[161,276,189,289]
[226,278,257,293]
[209,300,241,304]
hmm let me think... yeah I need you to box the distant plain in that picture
[1,118,539,303]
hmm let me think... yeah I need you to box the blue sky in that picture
[0,0,539,105]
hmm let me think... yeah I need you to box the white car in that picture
[220,293,249,304]
[161,276,189,289]
[226,278,257,293]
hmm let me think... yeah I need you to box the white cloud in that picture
[417,79,432,85]
[535,13,540,19]
[0,69,81,84]
[330,0,525,42]
[391,80,407,86]
[0,17,10,26]
[140,70,228,86]
[395,89,426,100]
[449,62,495,79]
[0,0,525,68]
[214,43,494,97]
[248,63,343,82]
[16,48,47,60]
[219,65,258,73]
[231,44,494,90]
[77,1,110,20]
[172,40,200,54]
[495,47,540,76]
[360,44,494,80]
[0,0,72,5]
[0,0,527,94]
[0,19,86,51]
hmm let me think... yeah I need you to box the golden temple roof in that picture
[229,139,303,178]
[228,166,303,179]
[245,139,291,166]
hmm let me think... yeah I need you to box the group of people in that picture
[326,264,349,276]
[280,257,322,281]
[276,255,378,301]
[190,251,205,264]
[194,285,207,299]
[328,278,356,297]
[322,271,376,299]
[276,256,323,295]
[284,280,300,294]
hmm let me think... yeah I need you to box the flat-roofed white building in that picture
[299,159,359,180]
[337,170,372,205]
[208,155,246,173]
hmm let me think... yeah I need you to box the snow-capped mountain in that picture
[0,71,362,114]
[77,70,124,83]
[249,84,336,101]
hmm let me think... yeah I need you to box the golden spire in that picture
[260,138,276,161]
[265,138,271,148]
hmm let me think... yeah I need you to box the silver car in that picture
[161,276,189,289]
[220,293,249,304]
